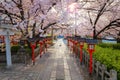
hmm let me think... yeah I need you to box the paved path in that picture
[0,39,90,80]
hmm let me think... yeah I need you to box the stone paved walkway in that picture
[0,39,90,80]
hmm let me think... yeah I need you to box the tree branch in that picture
[96,18,120,37]
[88,11,93,25]
[43,22,57,30]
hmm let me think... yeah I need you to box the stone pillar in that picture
[101,64,106,80]
[5,30,12,68]
[95,61,100,77]
[110,70,117,80]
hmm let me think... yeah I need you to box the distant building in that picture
[102,36,117,43]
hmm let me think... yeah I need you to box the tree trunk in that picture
[93,26,97,39]
[117,38,120,43]
[26,40,31,49]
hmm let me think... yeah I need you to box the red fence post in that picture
[43,39,45,53]
[0,36,5,43]
[30,43,36,65]
[67,39,69,47]
[46,39,48,51]
[87,44,95,75]
[79,42,84,63]
[86,39,97,75]
[88,50,94,74]
[80,46,83,63]
[75,41,78,57]
[70,39,72,51]
[72,40,74,53]
[80,47,82,62]
[39,41,43,58]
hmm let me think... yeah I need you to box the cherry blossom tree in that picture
[0,0,120,43]
[83,0,120,40]
[62,0,120,43]
[0,0,60,40]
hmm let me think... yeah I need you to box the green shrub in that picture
[93,45,120,80]
[11,45,20,52]
[11,45,32,57]
[25,47,32,57]
[98,43,113,48]
[84,43,120,80]
[113,43,120,50]
[98,43,120,50]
